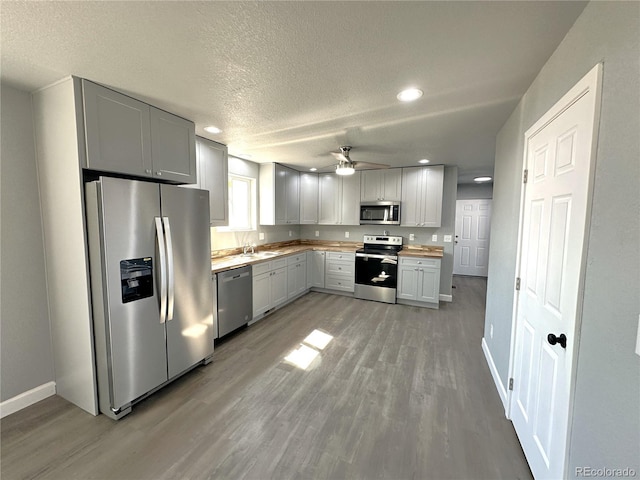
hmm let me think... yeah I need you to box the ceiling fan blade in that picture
[330,151,348,162]
[353,161,390,170]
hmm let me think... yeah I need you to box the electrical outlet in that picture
[315,231,320,237]
[259,232,265,240]
[432,234,438,242]
[490,324,494,339]
[409,233,415,241]
[444,235,452,242]
[289,230,293,237]
[345,231,350,238]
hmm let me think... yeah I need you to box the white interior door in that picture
[453,199,492,276]
[509,65,601,480]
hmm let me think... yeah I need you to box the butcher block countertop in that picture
[211,240,362,274]
[398,245,444,258]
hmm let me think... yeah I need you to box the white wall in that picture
[484,2,640,475]
[0,84,54,402]
[456,182,493,200]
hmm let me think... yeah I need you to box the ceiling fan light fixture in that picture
[474,176,493,183]
[335,165,355,176]
[397,88,423,102]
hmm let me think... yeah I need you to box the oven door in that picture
[355,253,398,288]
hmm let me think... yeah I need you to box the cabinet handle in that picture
[414,268,419,271]
[156,171,162,176]
[145,169,152,174]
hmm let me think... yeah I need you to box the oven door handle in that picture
[356,253,398,261]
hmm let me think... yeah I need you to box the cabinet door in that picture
[83,80,152,177]
[421,165,444,227]
[310,251,325,288]
[287,263,298,299]
[299,173,319,224]
[197,138,228,226]
[401,167,423,227]
[271,268,288,307]
[252,272,272,317]
[286,168,300,224]
[381,169,402,201]
[150,107,196,183]
[318,174,340,224]
[340,171,361,225]
[296,262,307,296]
[418,268,440,303]
[397,265,419,300]
[274,164,288,225]
[360,170,382,202]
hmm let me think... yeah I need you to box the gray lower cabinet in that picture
[397,256,441,308]
[307,250,326,288]
[82,78,196,183]
[252,259,287,318]
[325,252,355,293]
[287,254,307,299]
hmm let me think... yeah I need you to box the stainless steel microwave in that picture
[359,202,401,225]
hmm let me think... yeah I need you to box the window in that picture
[218,174,256,231]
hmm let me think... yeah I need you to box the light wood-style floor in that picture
[1,276,531,480]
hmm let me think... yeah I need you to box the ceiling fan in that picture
[320,146,389,176]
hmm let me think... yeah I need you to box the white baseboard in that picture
[481,338,508,412]
[0,381,56,418]
[439,294,452,302]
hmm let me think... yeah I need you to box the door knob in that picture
[547,333,567,349]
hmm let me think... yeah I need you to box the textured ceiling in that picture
[1,1,587,183]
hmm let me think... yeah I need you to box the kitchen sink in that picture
[239,250,282,259]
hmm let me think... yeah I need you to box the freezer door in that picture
[94,177,168,410]
[160,185,214,378]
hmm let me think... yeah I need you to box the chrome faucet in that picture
[243,242,255,255]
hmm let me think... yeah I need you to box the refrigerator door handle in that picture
[155,217,168,324]
[163,217,175,321]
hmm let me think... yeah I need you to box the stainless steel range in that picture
[354,234,403,304]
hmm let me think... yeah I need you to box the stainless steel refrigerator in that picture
[85,176,214,420]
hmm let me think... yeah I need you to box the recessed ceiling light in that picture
[474,176,493,183]
[204,126,221,134]
[419,159,430,164]
[310,167,318,172]
[397,88,423,102]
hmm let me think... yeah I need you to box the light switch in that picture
[431,234,438,242]
[315,231,320,237]
[444,235,452,242]
[259,232,265,240]
[409,233,415,241]
[345,231,350,238]
[289,230,293,237]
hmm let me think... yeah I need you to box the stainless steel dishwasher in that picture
[216,266,253,338]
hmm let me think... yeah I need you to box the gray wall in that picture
[1,84,54,401]
[456,182,493,200]
[301,166,458,297]
[484,1,640,475]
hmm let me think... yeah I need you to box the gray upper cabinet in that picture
[299,172,319,224]
[82,79,196,183]
[260,163,300,225]
[149,107,196,183]
[360,169,402,202]
[318,172,361,225]
[401,165,444,227]
[193,137,228,226]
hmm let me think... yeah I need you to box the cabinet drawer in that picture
[327,252,355,262]
[399,257,441,268]
[287,254,307,266]
[271,258,287,270]
[326,261,354,276]
[252,261,272,276]
[325,274,354,292]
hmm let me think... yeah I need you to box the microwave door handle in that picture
[162,217,175,321]
[155,217,167,324]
